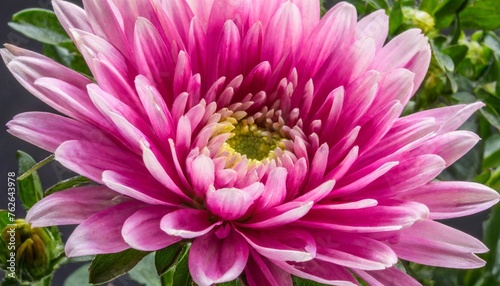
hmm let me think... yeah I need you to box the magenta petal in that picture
[189,229,249,286]
[122,205,181,251]
[245,250,293,286]
[160,208,221,239]
[65,201,145,257]
[390,219,487,268]
[26,186,121,227]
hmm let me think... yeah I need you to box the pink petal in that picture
[7,112,110,153]
[262,1,303,67]
[399,181,500,219]
[245,250,293,286]
[187,154,215,198]
[241,201,313,229]
[65,201,145,257]
[26,186,121,227]
[315,232,397,270]
[206,187,254,220]
[55,140,143,184]
[356,10,389,51]
[189,229,249,286]
[389,219,487,268]
[354,267,421,286]
[273,259,357,286]
[297,201,429,233]
[236,228,316,262]
[122,205,181,251]
[160,208,221,239]
[255,167,288,211]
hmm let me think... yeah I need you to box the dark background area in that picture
[0,1,491,285]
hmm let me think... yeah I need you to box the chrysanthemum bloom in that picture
[4,0,500,285]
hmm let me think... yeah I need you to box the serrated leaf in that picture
[63,264,92,286]
[129,253,161,286]
[155,242,183,276]
[9,9,70,45]
[460,0,500,30]
[45,176,93,196]
[89,249,149,284]
[16,151,43,210]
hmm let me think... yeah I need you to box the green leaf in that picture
[64,264,92,286]
[460,0,500,30]
[217,279,243,286]
[89,249,149,284]
[434,0,468,29]
[419,0,440,14]
[45,176,93,196]
[16,151,43,210]
[128,253,161,286]
[389,1,403,35]
[481,106,500,130]
[442,45,469,66]
[42,44,92,77]
[171,244,193,286]
[0,211,10,230]
[292,276,328,286]
[155,242,183,276]
[484,134,500,169]
[483,198,500,278]
[9,9,71,45]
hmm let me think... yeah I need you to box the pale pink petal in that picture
[26,186,122,227]
[356,10,389,51]
[399,181,500,219]
[7,112,111,153]
[189,229,249,286]
[389,219,488,268]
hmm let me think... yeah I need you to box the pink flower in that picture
[4,0,499,285]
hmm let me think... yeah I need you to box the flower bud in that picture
[402,7,435,34]
[0,219,63,282]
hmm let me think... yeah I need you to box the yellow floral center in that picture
[226,121,283,160]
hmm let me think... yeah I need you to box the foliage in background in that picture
[2,0,500,285]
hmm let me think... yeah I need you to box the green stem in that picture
[18,155,55,181]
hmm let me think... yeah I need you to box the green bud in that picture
[457,34,493,79]
[402,7,435,34]
[0,219,63,282]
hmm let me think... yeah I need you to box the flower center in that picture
[225,121,282,160]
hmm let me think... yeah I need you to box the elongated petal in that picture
[273,260,357,286]
[354,267,421,286]
[236,228,316,262]
[399,181,500,219]
[65,201,145,257]
[389,219,487,268]
[189,229,249,286]
[245,250,293,286]
[27,186,121,227]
